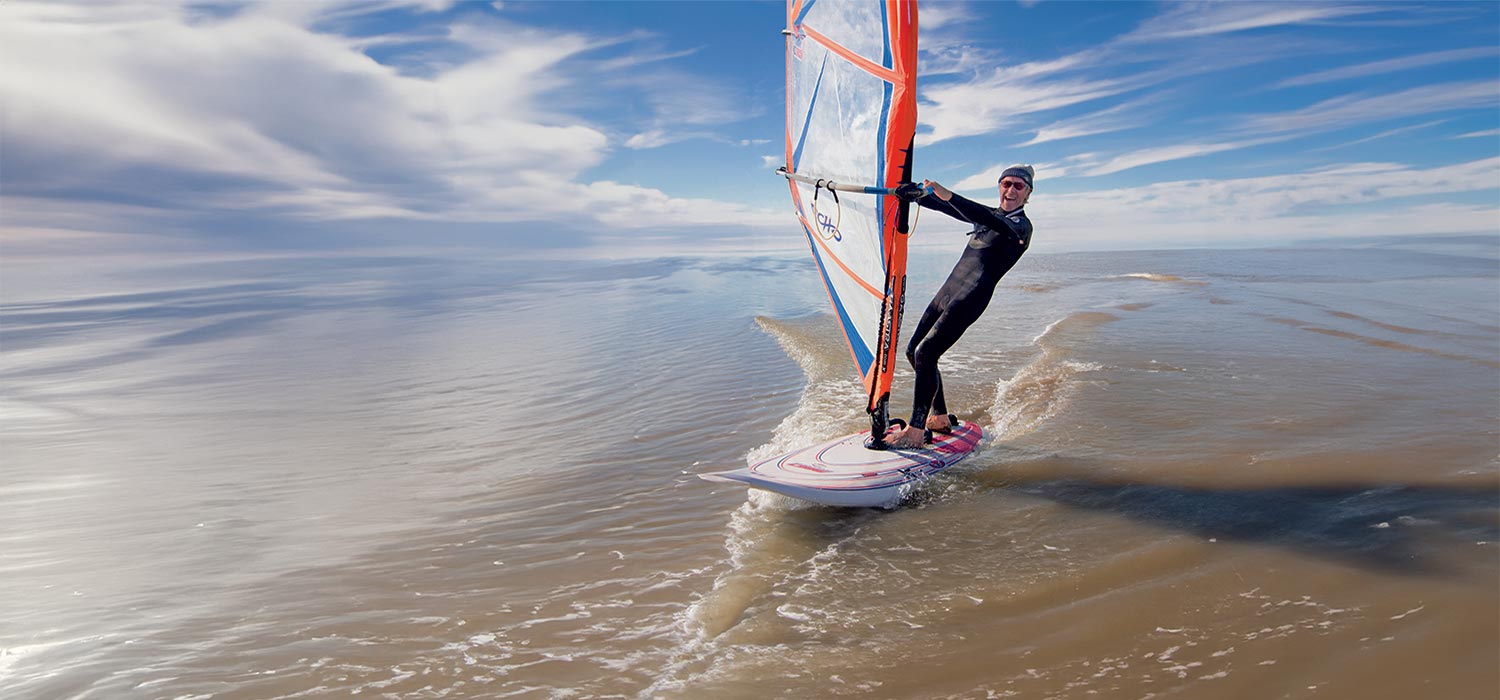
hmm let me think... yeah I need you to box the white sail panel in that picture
[784,0,917,410]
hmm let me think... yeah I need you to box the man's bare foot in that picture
[886,425,928,448]
[926,414,954,433]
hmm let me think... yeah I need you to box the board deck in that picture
[700,421,984,508]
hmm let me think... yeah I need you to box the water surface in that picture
[2,236,1496,699]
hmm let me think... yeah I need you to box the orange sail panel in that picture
[784,0,918,412]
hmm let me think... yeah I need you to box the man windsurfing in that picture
[886,165,1035,449]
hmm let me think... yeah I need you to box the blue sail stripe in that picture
[802,223,877,376]
[881,0,892,69]
[790,54,827,172]
[794,0,817,27]
[876,79,893,267]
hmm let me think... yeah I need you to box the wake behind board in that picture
[700,421,983,508]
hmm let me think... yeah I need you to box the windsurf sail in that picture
[782,0,919,448]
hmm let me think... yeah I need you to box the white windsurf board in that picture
[700,420,983,508]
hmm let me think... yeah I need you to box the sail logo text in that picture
[816,212,842,242]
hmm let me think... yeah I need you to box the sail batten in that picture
[800,25,901,83]
[784,0,918,415]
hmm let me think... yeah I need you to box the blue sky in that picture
[3,0,1498,259]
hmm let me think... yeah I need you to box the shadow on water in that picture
[999,474,1499,574]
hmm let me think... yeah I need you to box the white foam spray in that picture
[991,312,1116,442]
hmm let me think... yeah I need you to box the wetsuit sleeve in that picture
[941,193,1030,238]
[914,193,966,221]
[918,192,1031,246]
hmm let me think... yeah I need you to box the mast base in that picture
[864,417,906,451]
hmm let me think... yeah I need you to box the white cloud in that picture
[945,78,1499,183]
[1016,94,1166,147]
[594,45,702,72]
[626,130,674,150]
[1045,200,1499,251]
[956,154,1092,185]
[1074,137,1287,177]
[913,1,1487,159]
[1241,81,1500,136]
[1033,157,1500,249]
[933,158,1500,251]
[246,0,456,27]
[246,188,434,221]
[917,2,978,32]
[3,6,353,188]
[918,54,1129,144]
[914,11,1331,147]
[0,0,772,246]
[951,165,1009,191]
[1315,120,1449,151]
[576,181,786,230]
[625,130,768,150]
[1275,47,1498,88]
[610,63,757,151]
[1122,3,1386,42]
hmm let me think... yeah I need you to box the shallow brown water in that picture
[2,239,1496,699]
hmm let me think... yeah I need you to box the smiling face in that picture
[998,177,1030,212]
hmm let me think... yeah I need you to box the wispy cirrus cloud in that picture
[1241,81,1500,135]
[1010,79,1496,179]
[915,4,1382,148]
[917,51,1130,144]
[922,1,1497,186]
[1314,120,1450,151]
[618,65,761,150]
[914,2,996,78]
[1076,138,1288,177]
[1016,94,1170,147]
[1121,2,1388,42]
[1275,47,1498,88]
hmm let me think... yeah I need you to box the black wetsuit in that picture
[905,192,1032,432]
